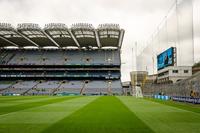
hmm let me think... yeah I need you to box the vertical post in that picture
[108,81,112,96]
[175,0,180,66]
[152,57,155,75]
[132,47,134,72]
[191,0,195,65]
[135,42,137,71]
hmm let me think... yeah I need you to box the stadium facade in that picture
[0,23,125,96]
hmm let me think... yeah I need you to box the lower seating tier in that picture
[0,80,123,95]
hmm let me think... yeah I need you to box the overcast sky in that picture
[0,0,175,81]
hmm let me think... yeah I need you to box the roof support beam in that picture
[15,30,39,47]
[68,29,80,48]
[95,30,101,48]
[0,36,18,47]
[118,29,125,49]
[42,31,60,47]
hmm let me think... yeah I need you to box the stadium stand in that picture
[3,49,120,66]
[56,80,83,95]
[110,80,123,94]
[0,23,124,95]
[143,71,200,101]
[84,80,109,95]
[0,81,14,91]
[0,81,35,95]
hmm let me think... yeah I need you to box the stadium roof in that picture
[0,23,125,49]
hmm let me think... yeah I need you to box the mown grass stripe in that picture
[0,96,98,133]
[146,98,200,114]
[0,96,78,115]
[0,96,47,103]
[42,96,154,133]
[0,96,57,108]
[118,96,200,133]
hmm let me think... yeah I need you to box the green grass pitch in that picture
[0,96,200,133]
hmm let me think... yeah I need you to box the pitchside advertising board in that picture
[157,47,176,70]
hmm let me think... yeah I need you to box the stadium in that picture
[0,23,124,96]
[0,0,200,133]
[0,22,199,133]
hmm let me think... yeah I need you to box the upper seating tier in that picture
[0,49,120,66]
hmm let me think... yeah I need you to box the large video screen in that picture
[157,47,174,70]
